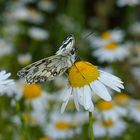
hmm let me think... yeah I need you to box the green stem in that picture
[16,101,31,140]
[89,112,94,140]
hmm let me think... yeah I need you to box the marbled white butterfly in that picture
[17,34,76,84]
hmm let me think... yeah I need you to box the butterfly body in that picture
[17,35,76,84]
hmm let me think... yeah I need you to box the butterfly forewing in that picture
[17,34,76,84]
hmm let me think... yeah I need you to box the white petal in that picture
[61,100,69,113]
[0,73,11,81]
[60,88,72,113]
[0,79,14,85]
[83,86,92,110]
[98,75,122,92]
[0,71,6,77]
[89,102,94,112]
[99,70,123,83]
[99,73,124,89]
[77,88,84,105]
[90,80,112,101]
[73,88,80,111]
[61,88,72,102]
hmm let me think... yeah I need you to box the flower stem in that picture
[89,112,94,140]
[16,101,31,140]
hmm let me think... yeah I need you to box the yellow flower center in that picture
[22,113,37,125]
[101,119,114,127]
[22,113,31,122]
[20,135,26,140]
[97,101,114,111]
[69,61,100,88]
[136,104,140,111]
[114,93,130,106]
[104,42,118,50]
[67,101,75,110]
[23,84,42,99]
[100,31,111,40]
[39,137,52,140]
[55,121,71,130]
[0,44,4,48]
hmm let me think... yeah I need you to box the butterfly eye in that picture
[70,49,75,55]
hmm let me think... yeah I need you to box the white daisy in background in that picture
[57,14,80,32]
[95,100,127,121]
[17,53,32,65]
[22,84,56,126]
[2,22,20,39]
[12,6,44,24]
[114,93,131,107]
[22,84,42,100]
[117,0,140,7]
[129,43,140,66]
[0,39,13,58]
[114,93,131,116]
[44,111,81,139]
[72,112,89,125]
[38,136,53,140]
[129,22,140,36]
[28,27,49,41]
[38,0,56,12]
[131,67,140,84]
[0,70,14,95]
[93,42,129,62]
[93,119,126,138]
[88,29,124,48]
[2,80,23,100]
[128,100,140,123]
[61,61,124,113]
[54,76,68,89]
[30,91,56,126]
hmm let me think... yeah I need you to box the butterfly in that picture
[17,34,76,84]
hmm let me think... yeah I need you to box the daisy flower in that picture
[6,79,25,102]
[44,112,81,139]
[57,14,80,32]
[23,84,42,99]
[114,93,131,107]
[30,92,49,126]
[129,22,140,36]
[12,6,44,24]
[88,29,124,48]
[61,61,124,113]
[18,53,32,65]
[117,0,140,7]
[129,42,140,66]
[38,0,56,12]
[54,76,68,89]
[0,70,14,95]
[28,27,49,41]
[128,100,140,123]
[93,119,126,138]
[131,67,140,84]
[39,136,52,140]
[93,42,129,62]
[0,39,13,58]
[95,100,127,121]
[22,84,56,126]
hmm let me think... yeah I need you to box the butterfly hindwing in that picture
[17,55,68,84]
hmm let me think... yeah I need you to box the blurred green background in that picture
[0,0,140,140]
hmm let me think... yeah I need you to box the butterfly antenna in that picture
[73,63,86,80]
[82,31,96,39]
[73,63,94,92]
